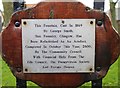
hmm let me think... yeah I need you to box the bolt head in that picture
[96,67,101,71]
[15,21,20,27]
[97,20,103,26]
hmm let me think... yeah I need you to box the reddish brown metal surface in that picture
[1,2,120,87]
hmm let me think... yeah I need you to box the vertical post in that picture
[92,78,102,88]
[94,0,105,11]
[13,0,26,12]
[16,78,27,88]
[92,0,105,88]
[13,0,27,88]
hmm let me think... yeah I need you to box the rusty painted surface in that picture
[1,2,120,87]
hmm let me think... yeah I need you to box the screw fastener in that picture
[25,68,28,72]
[90,21,93,25]
[90,68,93,71]
[23,21,27,25]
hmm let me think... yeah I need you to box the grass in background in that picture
[81,57,119,87]
[1,59,16,86]
[1,59,38,87]
[103,59,118,86]
[1,57,119,87]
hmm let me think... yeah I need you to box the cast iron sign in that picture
[1,1,120,87]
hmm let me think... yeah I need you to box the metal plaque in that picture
[22,19,95,73]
